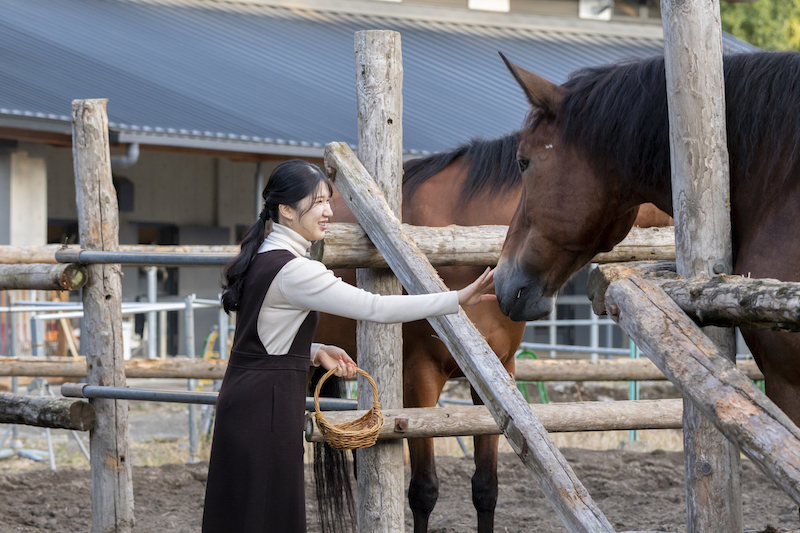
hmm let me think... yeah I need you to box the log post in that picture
[0,263,87,290]
[661,2,741,529]
[72,98,134,532]
[606,276,800,505]
[325,142,615,532]
[353,30,404,533]
[0,391,95,430]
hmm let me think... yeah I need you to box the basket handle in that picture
[313,367,381,413]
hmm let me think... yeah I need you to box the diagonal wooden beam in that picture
[606,275,800,505]
[324,141,615,533]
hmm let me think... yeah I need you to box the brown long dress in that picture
[202,250,318,533]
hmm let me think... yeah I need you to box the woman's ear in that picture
[278,204,293,223]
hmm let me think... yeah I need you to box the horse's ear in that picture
[499,52,564,117]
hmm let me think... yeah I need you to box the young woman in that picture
[202,159,496,533]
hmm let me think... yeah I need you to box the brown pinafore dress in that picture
[202,250,318,533]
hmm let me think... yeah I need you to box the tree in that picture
[720,0,800,50]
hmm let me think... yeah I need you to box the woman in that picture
[202,159,496,533]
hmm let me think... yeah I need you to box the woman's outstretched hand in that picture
[457,267,497,307]
[315,344,358,378]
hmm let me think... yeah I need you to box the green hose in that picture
[515,350,549,404]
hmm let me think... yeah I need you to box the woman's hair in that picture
[221,159,333,313]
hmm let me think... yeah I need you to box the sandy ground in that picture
[0,379,798,532]
[0,449,797,532]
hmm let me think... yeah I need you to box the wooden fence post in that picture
[660,3,741,529]
[353,30,405,533]
[72,98,134,533]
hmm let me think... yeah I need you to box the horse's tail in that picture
[310,366,356,533]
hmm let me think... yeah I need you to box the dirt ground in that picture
[0,380,798,533]
[0,449,797,533]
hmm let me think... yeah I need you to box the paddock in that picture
[1,23,799,533]
[0,33,693,533]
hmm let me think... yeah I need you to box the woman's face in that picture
[281,184,333,241]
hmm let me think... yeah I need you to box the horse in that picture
[494,51,800,430]
[312,130,672,532]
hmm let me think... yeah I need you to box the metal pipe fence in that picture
[54,249,233,267]
[60,383,358,411]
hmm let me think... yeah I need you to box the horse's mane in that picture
[531,51,800,197]
[403,132,520,206]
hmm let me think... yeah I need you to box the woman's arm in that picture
[276,259,462,323]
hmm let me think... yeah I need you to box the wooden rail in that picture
[0,225,675,268]
[0,263,87,290]
[0,391,95,430]
[590,262,800,332]
[0,356,765,382]
[306,399,683,442]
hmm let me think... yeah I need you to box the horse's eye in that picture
[517,157,530,173]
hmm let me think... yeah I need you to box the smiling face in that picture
[279,183,333,241]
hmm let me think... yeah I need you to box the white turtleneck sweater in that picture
[255,223,460,364]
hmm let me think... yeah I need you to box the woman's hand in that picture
[457,267,497,307]
[315,344,358,378]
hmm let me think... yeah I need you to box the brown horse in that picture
[494,51,800,428]
[314,132,671,532]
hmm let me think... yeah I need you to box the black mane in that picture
[541,51,800,197]
[403,132,520,206]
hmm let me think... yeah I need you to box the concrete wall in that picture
[0,143,47,246]
[0,149,9,245]
[45,145,272,232]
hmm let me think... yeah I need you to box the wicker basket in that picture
[313,367,384,450]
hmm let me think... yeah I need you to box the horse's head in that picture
[494,55,639,321]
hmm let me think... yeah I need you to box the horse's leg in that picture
[470,387,500,533]
[407,436,438,533]
[740,328,800,426]
[404,341,448,533]
[741,327,800,524]
[734,233,800,427]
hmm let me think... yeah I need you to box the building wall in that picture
[45,146,270,233]
[511,0,577,17]
[385,0,658,20]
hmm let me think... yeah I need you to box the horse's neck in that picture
[630,179,674,219]
[403,162,521,227]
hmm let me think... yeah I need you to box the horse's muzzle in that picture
[494,261,554,321]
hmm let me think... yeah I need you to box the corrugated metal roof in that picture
[0,0,757,155]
